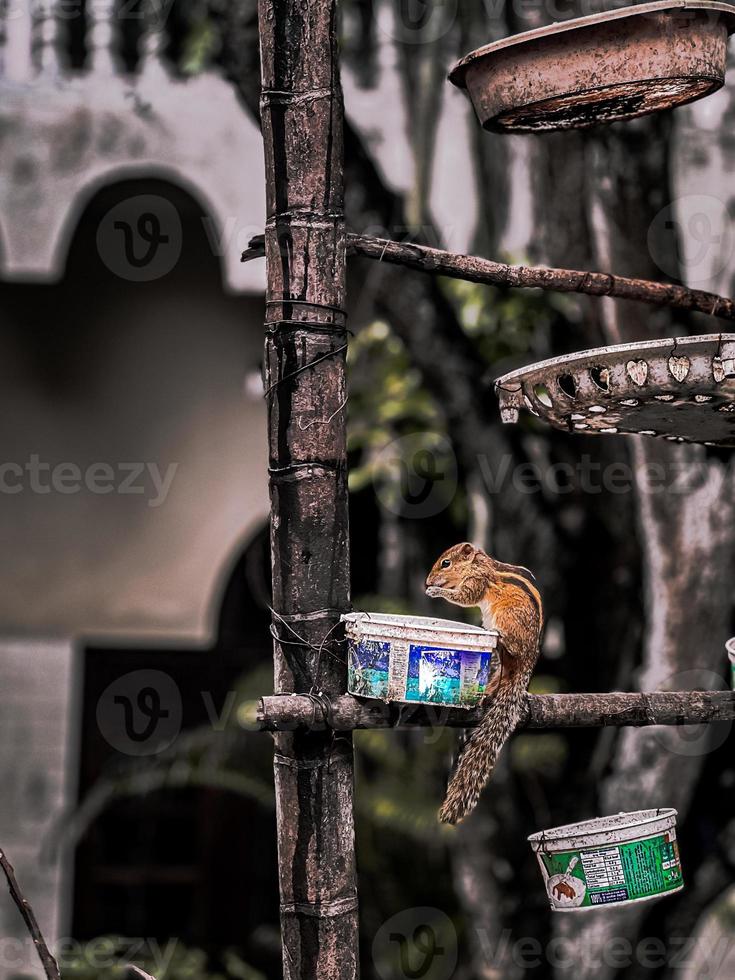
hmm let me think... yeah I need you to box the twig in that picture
[0,847,61,980]
[124,965,158,980]
[241,237,268,262]
[242,234,735,322]
[252,690,735,732]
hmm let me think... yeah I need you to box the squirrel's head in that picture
[425,542,488,607]
[426,543,536,609]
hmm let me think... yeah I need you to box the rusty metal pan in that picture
[494,333,735,446]
[450,1,735,133]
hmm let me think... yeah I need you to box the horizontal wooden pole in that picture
[242,234,735,323]
[247,691,735,732]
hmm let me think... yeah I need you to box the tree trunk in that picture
[258,2,358,978]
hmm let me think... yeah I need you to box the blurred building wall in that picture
[0,181,269,642]
[0,4,272,640]
[0,10,270,976]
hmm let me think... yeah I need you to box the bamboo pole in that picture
[251,691,735,731]
[242,233,735,322]
[258,2,358,978]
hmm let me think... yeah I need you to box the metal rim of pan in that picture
[493,333,735,447]
[449,0,735,131]
[448,0,735,89]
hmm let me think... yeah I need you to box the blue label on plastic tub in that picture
[348,639,391,698]
[348,636,493,706]
[405,646,491,705]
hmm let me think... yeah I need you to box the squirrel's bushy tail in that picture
[438,678,526,825]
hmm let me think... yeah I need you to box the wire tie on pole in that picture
[263,344,349,399]
[265,298,348,317]
[276,608,344,622]
[265,319,352,337]
[269,607,347,668]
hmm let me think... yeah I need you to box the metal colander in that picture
[494,334,735,446]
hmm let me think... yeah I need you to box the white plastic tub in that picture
[528,809,683,911]
[342,612,499,707]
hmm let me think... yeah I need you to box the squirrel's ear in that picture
[460,542,475,558]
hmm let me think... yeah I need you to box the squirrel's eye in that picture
[441,559,451,569]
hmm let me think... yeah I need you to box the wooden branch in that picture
[242,233,735,322]
[253,691,735,732]
[0,847,61,980]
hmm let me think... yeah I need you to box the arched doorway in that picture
[72,523,279,975]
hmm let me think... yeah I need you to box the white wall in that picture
[0,640,79,980]
[0,210,269,644]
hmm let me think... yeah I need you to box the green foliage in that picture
[57,937,264,980]
[510,734,568,776]
[354,727,455,844]
[180,19,219,75]
[528,673,564,694]
[348,319,448,482]
[440,276,570,365]
[347,320,442,440]
[350,593,416,616]
[346,276,563,520]
[347,319,460,518]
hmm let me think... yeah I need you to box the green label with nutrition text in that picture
[540,832,683,909]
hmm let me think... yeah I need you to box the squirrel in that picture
[425,542,543,825]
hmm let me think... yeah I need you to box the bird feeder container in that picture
[529,809,683,911]
[495,333,735,446]
[727,637,735,689]
[342,612,499,707]
[449,0,735,133]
